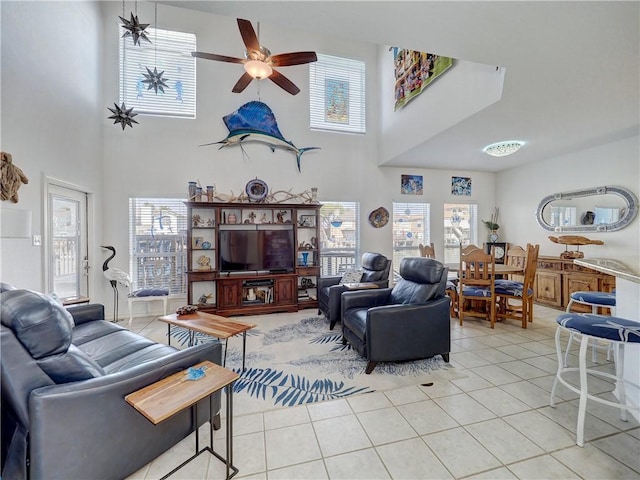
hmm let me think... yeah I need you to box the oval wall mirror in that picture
[536,185,638,232]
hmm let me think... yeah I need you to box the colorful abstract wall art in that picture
[393,48,453,111]
[451,176,472,196]
[401,175,423,195]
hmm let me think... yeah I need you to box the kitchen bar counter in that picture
[575,256,639,421]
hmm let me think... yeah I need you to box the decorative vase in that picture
[227,213,237,224]
[188,181,197,201]
[489,230,499,243]
[300,252,309,266]
[206,185,214,202]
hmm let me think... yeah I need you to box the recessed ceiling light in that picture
[483,141,525,157]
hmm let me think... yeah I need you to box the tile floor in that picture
[127,305,639,480]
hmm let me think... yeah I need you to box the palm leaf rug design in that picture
[171,315,450,415]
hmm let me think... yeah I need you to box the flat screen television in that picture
[219,229,295,273]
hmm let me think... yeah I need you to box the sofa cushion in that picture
[0,289,74,359]
[339,268,363,284]
[76,330,159,368]
[37,344,105,383]
[129,288,169,298]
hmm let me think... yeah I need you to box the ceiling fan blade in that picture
[269,69,300,95]
[191,51,245,64]
[237,18,261,54]
[232,72,254,93]
[269,52,318,67]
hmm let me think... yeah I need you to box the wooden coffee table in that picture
[126,360,239,480]
[159,312,256,371]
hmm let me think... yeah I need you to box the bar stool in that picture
[550,312,640,447]
[565,290,616,365]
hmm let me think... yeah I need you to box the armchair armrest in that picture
[318,275,342,289]
[341,288,393,315]
[65,303,105,325]
[366,297,451,362]
[28,341,222,479]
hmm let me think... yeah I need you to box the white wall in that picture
[0,1,104,292]
[377,45,504,164]
[496,134,640,258]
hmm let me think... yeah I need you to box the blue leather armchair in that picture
[317,252,391,330]
[341,257,451,374]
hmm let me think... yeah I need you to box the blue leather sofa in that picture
[0,284,222,480]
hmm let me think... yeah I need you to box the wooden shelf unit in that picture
[185,201,321,316]
[534,256,616,313]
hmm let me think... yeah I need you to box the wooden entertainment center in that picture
[185,201,321,316]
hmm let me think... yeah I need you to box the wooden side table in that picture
[158,312,256,370]
[125,360,240,480]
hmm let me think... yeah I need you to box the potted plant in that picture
[483,207,500,242]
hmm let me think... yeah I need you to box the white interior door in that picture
[47,184,89,299]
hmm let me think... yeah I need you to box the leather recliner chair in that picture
[341,257,451,374]
[317,252,391,330]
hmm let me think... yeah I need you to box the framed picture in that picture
[451,176,472,196]
[325,78,349,124]
[299,215,316,228]
[401,174,423,195]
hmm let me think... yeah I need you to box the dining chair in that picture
[457,248,497,328]
[419,243,436,258]
[494,243,540,328]
[504,245,527,282]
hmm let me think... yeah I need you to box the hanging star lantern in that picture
[142,66,169,94]
[119,12,151,46]
[107,102,139,130]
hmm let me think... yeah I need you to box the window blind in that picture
[392,203,431,279]
[309,54,366,133]
[319,201,360,276]
[128,198,188,294]
[443,203,479,264]
[120,27,196,118]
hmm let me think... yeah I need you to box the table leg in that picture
[167,324,171,346]
[242,332,247,371]
[223,338,229,367]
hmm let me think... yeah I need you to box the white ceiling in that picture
[160,1,639,172]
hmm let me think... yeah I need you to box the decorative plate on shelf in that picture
[245,178,268,202]
[369,207,389,228]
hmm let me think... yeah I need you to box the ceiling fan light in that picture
[483,141,525,157]
[244,60,272,79]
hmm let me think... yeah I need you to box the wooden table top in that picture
[158,312,257,339]
[445,263,524,274]
[125,360,239,424]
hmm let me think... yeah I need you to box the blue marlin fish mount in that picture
[204,101,320,172]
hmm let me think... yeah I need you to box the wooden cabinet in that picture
[534,256,615,313]
[185,201,321,316]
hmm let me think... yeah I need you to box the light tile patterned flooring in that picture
[128,305,640,479]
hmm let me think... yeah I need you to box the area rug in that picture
[170,314,453,416]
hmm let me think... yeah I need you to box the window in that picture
[129,198,188,294]
[309,54,365,133]
[392,203,430,279]
[120,27,196,118]
[444,203,479,264]
[319,202,360,275]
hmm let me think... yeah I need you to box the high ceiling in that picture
[160,1,639,172]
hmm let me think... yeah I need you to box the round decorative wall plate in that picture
[245,178,268,202]
[369,207,389,228]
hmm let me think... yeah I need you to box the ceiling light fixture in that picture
[483,141,524,157]
[244,59,273,79]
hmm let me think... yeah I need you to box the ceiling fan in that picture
[191,18,317,95]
